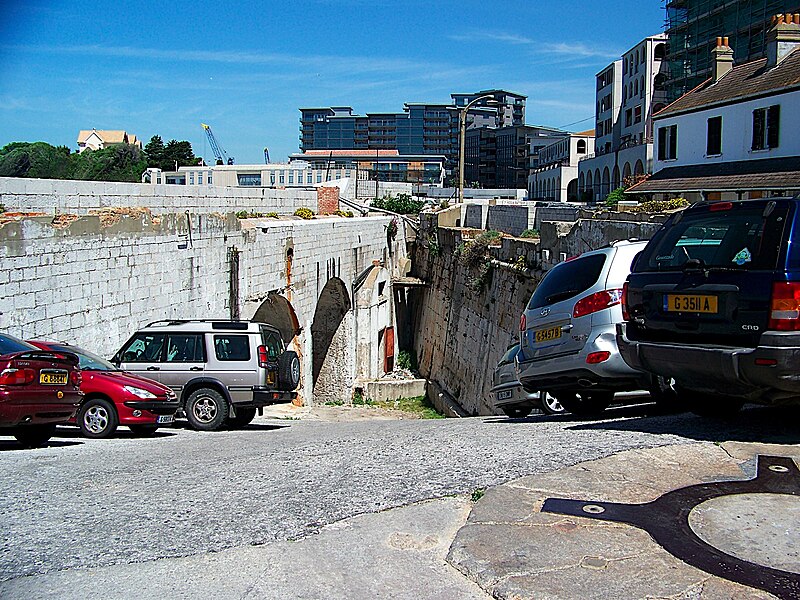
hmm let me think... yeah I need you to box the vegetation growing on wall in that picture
[629,198,689,213]
[370,193,425,214]
[293,207,315,219]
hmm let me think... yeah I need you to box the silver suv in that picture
[112,320,300,431]
[516,240,649,416]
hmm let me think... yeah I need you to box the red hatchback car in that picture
[30,341,179,439]
[0,333,83,448]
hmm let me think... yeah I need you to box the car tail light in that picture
[709,202,733,212]
[70,370,82,386]
[519,314,527,331]
[0,368,35,385]
[586,351,611,364]
[769,282,800,331]
[621,282,630,321]
[573,289,623,319]
[257,345,269,368]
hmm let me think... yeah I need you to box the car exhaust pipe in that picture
[577,379,597,388]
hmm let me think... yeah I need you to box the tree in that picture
[68,144,148,182]
[163,139,196,170]
[0,142,72,179]
[144,135,166,169]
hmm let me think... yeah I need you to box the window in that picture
[527,254,607,309]
[752,105,780,151]
[238,173,261,186]
[307,173,313,184]
[119,334,165,362]
[189,172,195,185]
[625,109,633,127]
[208,174,213,185]
[288,173,294,184]
[707,116,722,155]
[316,173,322,183]
[634,105,642,124]
[166,334,204,362]
[214,335,250,361]
[658,125,677,160]
[260,330,283,360]
[197,173,203,185]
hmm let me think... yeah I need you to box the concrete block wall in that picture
[0,177,320,216]
[486,204,536,236]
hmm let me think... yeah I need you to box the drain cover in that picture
[541,455,800,599]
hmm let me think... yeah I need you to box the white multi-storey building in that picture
[578,34,669,202]
[529,131,595,202]
[630,16,800,202]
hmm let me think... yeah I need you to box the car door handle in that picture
[190,366,203,371]
[147,366,160,371]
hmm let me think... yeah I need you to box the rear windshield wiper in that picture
[544,289,580,304]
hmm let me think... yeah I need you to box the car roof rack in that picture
[145,319,250,329]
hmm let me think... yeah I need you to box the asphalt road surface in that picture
[1,403,797,585]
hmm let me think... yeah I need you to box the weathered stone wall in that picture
[0,176,320,215]
[486,204,536,236]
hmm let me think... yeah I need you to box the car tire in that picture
[78,398,119,439]
[128,424,160,436]
[687,391,745,418]
[277,350,301,391]
[539,392,566,415]
[648,376,685,414]
[502,405,533,418]
[185,388,228,431]
[13,424,57,448]
[555,391,612,417]
[227,407,257,428]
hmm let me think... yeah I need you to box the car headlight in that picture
[123,385,157,399]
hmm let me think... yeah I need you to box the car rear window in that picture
[0,334,35,355]
[636,201,790,272]
[527,253,607,309]
[214,335,251,361]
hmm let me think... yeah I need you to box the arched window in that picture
[634,79,639,96]
[634,160,644,176]
[654,42,667,61]
[579,172,585,191]
[577,140,587,154]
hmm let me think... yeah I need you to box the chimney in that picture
[711,37,734,83]
[766,13,800,68]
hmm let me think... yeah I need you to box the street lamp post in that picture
[458,94,499,204]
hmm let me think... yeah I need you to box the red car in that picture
[0,333,83,448]
[29,341,179,439]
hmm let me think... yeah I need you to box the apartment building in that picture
[577,34,669,202]
[665,0,800,101]
[529,131,595,202]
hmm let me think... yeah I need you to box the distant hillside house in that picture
[77,129,143,153]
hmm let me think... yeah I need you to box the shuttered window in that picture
[706,116,722,155]
[752,105,780,150]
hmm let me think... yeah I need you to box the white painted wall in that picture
[652,88,800,169]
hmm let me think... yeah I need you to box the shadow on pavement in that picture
[0,439,83,452]
[52,427,178,440]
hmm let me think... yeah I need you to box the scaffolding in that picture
[664,0,800,100]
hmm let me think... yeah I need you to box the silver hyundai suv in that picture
[516,240,650,416]
[112,320,300,431]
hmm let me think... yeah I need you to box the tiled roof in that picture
[77,129,129,144]
[627,156,800,193]
[656,48,800,118]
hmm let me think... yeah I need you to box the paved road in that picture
[1,403,797,585]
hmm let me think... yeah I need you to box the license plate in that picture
[40,370,67,385]
[535,325,562,343]
[664,294,718,314]
[156,414,175,424]
[497,390,513,400]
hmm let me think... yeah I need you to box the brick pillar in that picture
[316,186,339,215]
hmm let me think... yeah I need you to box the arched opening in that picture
[623,162,632,182]
[602,167,611,199]
[634,160,645,176]
[594,169,602,199]
[612,165,621,190]
[578,172,585,191]
[311,277,352,402]
[586,171,593,201]
[253,293,301,345]
[654,42,667,61]
[567,178,578,202]
[634,79,639,96]
[577,139,587,154]
[556,176,561,201]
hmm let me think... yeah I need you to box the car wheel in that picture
[78,398,119,439]
[227,407,257,428]
[13,424,57,448]
[555,391,612,417]
[185,388,228,431]
[648,376,685,414]
[687,391,745,418]
[128,424,159,436]
[277,350,301,391]
[502,405,533,418]
[539,392,566,415]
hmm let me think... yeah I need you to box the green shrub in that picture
[459,230,501,268]
[428,234,440,257]
[604,186,627,207]
[333,209,354,217]
[520,229,539,238]
[294,207,315,219]
[371,193,425,214]
[629,198,689,213]
[266,212,279,218]
[469,261,493,292]
[397,349,418,371]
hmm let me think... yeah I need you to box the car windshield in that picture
[0,334,36,355]
[48,344,117,371]
[527,254,607,309]
[637,201,790,272]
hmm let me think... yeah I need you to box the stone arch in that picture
[612,165,621,190]
[635,160,645,176]
[252,293,301,345]
[311,277,352,402]
[602,167,611,199]
[567,177,578,202]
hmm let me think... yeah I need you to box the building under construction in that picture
[665,0,800,100]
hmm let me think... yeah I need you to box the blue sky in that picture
[1,0,665,164]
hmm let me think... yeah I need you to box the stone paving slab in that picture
[448,442,799,599]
